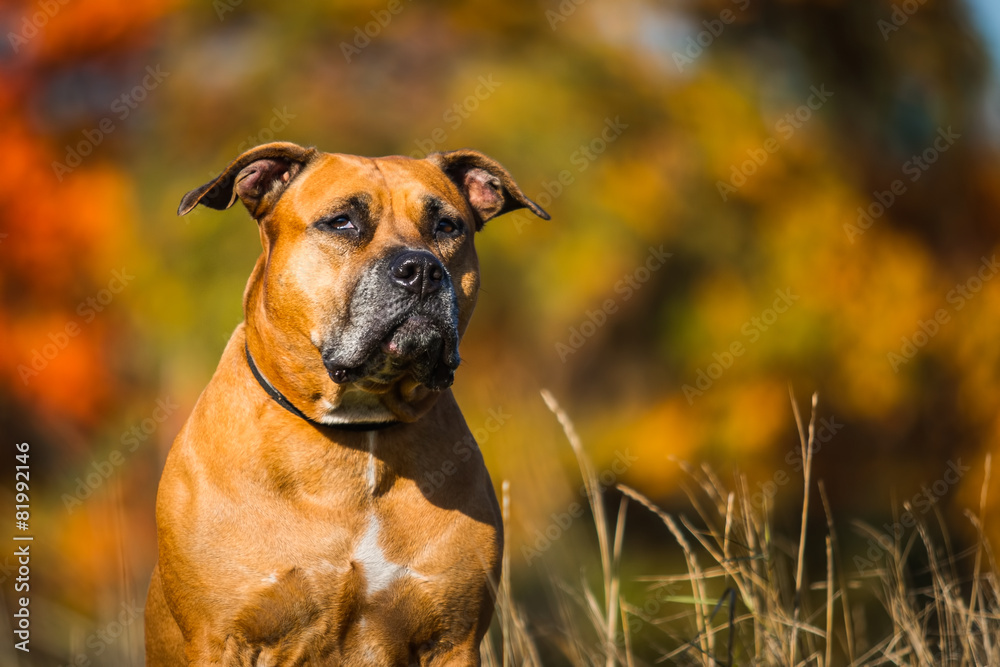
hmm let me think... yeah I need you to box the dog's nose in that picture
[389,251,445,299]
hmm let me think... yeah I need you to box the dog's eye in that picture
[436,218,461,236]
[316,215,356,232]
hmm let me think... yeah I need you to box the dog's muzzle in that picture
[322,250,461,391]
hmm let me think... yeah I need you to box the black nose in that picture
[389,251,445,299]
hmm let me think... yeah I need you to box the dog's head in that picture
[179,142,548,424]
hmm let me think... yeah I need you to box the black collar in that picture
[244,341,400,432]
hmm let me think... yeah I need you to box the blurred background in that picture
[1,0,999,663]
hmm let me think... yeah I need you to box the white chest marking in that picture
[352,435,431,596]
[353,515,427,596]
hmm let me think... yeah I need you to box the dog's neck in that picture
[244,342,400,432]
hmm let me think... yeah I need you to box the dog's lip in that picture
[323,315,459,386]
[321,315,407,383]
[380,315,436,356]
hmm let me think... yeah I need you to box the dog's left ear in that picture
[177,142,318,218]
[429,149,550,229]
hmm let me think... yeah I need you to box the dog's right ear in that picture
[177,142,318,218]
[428,149,550,230]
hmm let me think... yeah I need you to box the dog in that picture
[144,142,549,666]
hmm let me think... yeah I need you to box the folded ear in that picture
[428,149,550,230]
[177,142,318,218]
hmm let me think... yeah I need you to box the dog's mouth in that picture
[323,313,460,392]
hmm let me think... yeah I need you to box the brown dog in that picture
[145,142,548,666]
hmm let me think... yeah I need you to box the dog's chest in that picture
[215,439,489,663]
[350,512,429,596]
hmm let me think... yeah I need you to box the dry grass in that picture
[483,390,1000,666]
